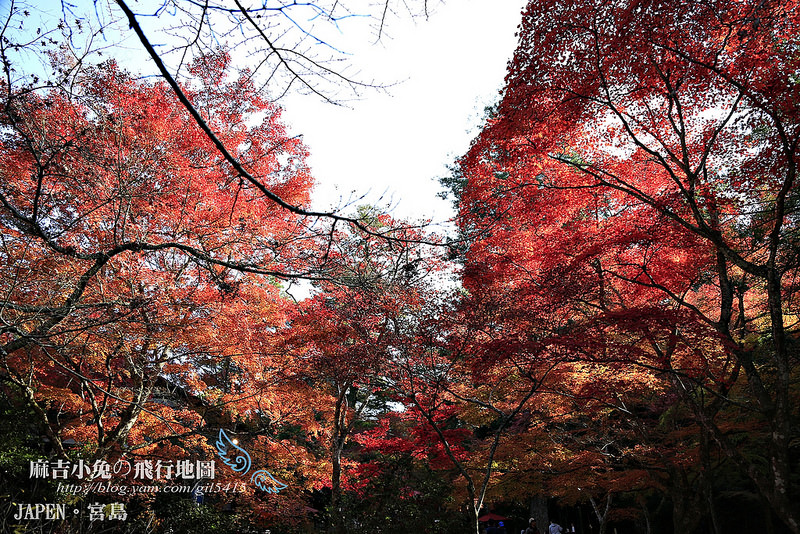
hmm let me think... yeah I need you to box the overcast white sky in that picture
[18,0,525,227]
[280,1,526,226]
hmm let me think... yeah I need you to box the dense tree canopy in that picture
[454,0,800,531]
[1,1,799,533]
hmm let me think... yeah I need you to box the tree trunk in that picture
[764,269,799,534]
[700,431,721,534]
[330,442,344,534]
[529,495,548,534]
[330,383,349,534]
[636,495,651,534]
[711,251,800,533]
[469,503,481,534]
[665,465,704,534]
[589,494,612,534]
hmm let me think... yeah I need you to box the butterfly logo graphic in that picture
[215,429,288,494]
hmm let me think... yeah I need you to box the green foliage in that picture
[438,163,469,208]
[0,404,41,480]
[340,454,468,534]
[154,495,250,534]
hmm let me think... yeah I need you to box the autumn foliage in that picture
[452,0,800,531]
[2,1,800,533]
[0,53,326,528]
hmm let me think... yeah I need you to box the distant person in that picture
[549,520,564,534]
[497,520,507,534]
[525,517,538,534]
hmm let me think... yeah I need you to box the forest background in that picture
[0,1,798,534]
